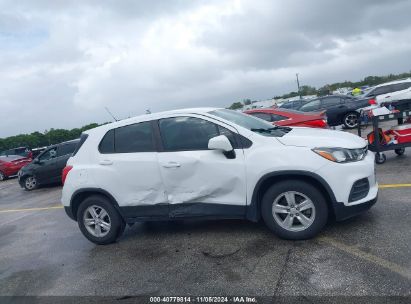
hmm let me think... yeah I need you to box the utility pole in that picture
[296,73,302,99]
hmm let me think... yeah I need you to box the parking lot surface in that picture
[0,151,410,297]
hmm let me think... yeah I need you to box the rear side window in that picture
[370,85,391,96]
[391,82,411,92]
[299,99,321,112]
[57,143,78,157]
[99,121,155,154]
[99,130,115,153]
[72,134,88,156]
[322,97,342,107]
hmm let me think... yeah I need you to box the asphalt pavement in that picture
[0,150,410,298]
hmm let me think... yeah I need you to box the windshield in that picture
[209,109,290,137]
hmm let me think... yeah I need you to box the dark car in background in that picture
[278,99,310,110]
[0,155,32,181]
[297,95,370,128]
[18,139,79,190]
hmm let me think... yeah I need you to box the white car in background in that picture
[363,78,411,106]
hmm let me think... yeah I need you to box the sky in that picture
[1,0,411,137]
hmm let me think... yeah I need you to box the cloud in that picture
[0,0,411,137]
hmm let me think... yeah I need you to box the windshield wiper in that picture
[251,127,276,133]
[251,126,291,133]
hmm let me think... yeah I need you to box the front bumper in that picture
[17,174,25,188]
[315,151,378,205]
[333,195,378,221]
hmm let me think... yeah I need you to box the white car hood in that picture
[277,127,367,149]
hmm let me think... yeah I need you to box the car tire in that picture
[261,180,328,240]
[343,112,359,129]
[77,195,125,245]
[23,176,38,191]
[394,148,405,156]
[0,171,7,181]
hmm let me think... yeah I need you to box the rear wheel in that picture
[343,112,359,129]
[77,195,125,245]
[0,171,6,181]
[395,148,405,156]
[23,176,37,191]
[261,180,328,240]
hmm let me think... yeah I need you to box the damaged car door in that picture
[157,116,247,219]
[98,121,169,218]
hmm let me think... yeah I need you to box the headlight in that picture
[312,147,367,163]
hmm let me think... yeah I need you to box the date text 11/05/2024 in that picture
[149,296,258,303]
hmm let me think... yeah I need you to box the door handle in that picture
[99,159,113,166]
[162,162,181,168]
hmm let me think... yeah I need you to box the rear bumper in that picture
[333,195,378,221]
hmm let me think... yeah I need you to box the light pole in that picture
[296,73,302,100]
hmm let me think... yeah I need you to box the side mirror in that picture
[208,135,236,159]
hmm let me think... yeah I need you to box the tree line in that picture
[0,123,101,151]
[228,71,411,109]
[3,71,411,150]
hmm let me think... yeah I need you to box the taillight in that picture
[305,119,328,128]
[368,98,377,105]
[62,165,73,185]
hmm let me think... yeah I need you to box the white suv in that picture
[364,78,411,105]
[62,108,378,244]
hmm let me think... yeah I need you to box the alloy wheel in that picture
[272,191,316,232]
[25,176,37,190]
[0,171,5,181]
[344,113,358,128]
[83,205,111,238]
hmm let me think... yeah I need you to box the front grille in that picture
[349,178,370,202]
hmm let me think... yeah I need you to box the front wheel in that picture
[0,171,6,181]
[343,112,359,129]
[375,153,386,164]
[23,176,37,190]
[77,195,125,245]
[261,180,328,240]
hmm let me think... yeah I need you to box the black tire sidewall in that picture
[395,148,405,156]
[77,195,125,245]
[261,180,328,240]
[375,153,386,164]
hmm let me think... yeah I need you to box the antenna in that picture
[105,107,119,122]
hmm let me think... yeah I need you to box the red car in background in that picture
[244,108,328,128]
[0,155,32,181]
